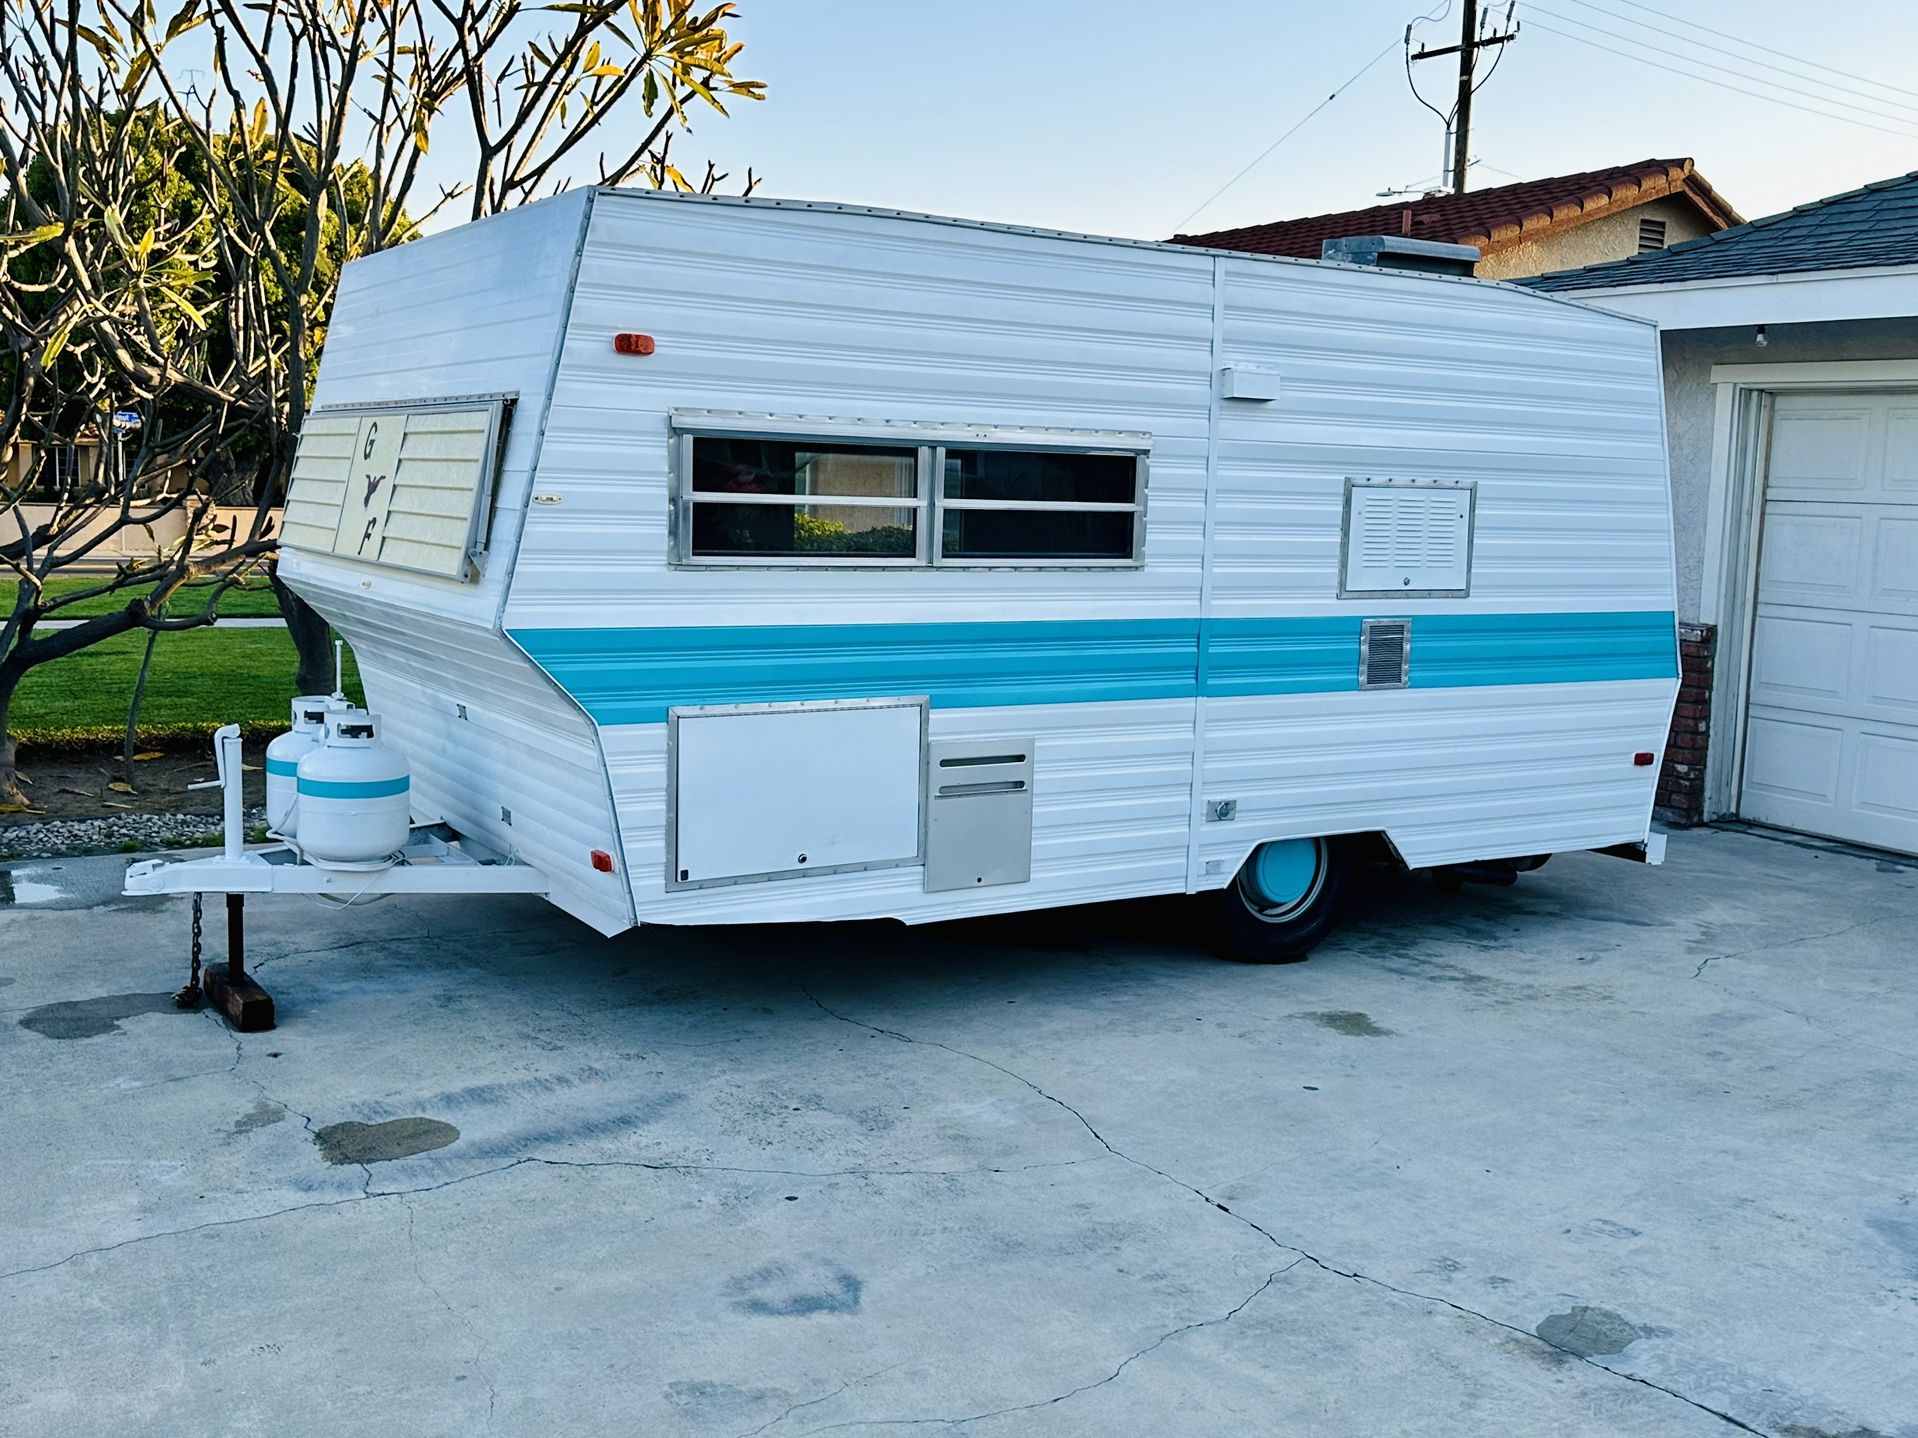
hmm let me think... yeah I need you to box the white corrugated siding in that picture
[500,194,1673,923]
[280,192,632,934]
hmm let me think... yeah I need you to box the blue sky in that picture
[675,0,1918,239]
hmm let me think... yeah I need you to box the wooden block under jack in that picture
[201,962,276,1032]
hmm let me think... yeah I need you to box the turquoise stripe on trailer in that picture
[1409,611,1679,688]
[296,775,411,799]
[513,619,1202,726]
[509,611,1677,725]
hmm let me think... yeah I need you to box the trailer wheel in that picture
[1212,836,1348,964]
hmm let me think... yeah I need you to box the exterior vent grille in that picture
[1637,217,1667,253]
[1360,619,1411,690]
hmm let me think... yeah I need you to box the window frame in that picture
[669,410,1149,571]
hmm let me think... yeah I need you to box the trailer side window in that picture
[938,449,1142,563]
[671,417,1149,568]
[686,438,923,561]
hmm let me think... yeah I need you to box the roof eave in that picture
[1549,264,1918,329]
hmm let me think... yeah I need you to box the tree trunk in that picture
[0,663,24,808]
[271,561,335,696]
[123,628,162,790]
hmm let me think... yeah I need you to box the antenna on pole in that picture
[1406,1,1519,194]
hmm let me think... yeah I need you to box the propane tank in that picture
[294,710,411,869]
[264,695,339,837]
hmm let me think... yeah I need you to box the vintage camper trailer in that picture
[129,188,1678,968]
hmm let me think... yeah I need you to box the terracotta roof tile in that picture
[1171,158,1741,258]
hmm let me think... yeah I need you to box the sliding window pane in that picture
[691,501,918,558]
[941,507,1134,561]
[942,448,1136,504]
[692,437,917,499]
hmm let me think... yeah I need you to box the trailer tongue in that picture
[125,723,546,1030]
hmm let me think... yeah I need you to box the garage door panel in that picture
[1743,713,1843,804]
[1766,406,1871,495]
[1741,390,1918,855]
[1888,409,1918,491]
[1872,516,1918,610]
[1857,732,1918,815]
[1757,509,1865,605]
[1865,626,1918,713]
[1749,614,1852,706]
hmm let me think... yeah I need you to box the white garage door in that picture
[1740,390,1918,855]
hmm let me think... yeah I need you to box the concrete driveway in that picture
[2,829,1913,1437]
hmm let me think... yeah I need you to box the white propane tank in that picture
[294,710,412,869]
[264,695,339,837]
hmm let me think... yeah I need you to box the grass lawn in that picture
[1,573,282,619]
[10,625,363,747]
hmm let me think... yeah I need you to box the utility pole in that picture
[1408,1,1519,193]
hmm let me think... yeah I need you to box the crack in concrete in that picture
[798,987,1773,1437]
[735,1362,910,1438]
[0,1157,543,1284]
[789,1264,1301,1435]
[227,1026,376,1196]
[1691,913,1904,980]
[0,1149,1088,1287]
[402,1193,499,1432]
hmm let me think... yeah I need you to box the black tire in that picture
[1210,836,1349,964]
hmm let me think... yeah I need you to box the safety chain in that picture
[174,892,205,1009]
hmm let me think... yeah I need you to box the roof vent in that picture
[1320,235,1480,277]
[1637,217,1668,252]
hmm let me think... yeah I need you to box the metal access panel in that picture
[924,738,1035,892]
[669,697,926,889]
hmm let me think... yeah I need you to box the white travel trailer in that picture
[129,187,1678,971]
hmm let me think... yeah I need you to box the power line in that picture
[1563,0,1918,114]
[1528,2,1918,127]
[1170,37,1403,233]
[1524,20,1918,139]
[1588,0,1918,102]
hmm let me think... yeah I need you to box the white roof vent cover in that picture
[1340,478,1475,597]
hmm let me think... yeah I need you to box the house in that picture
[1526,171,1918,859]
[1172,158,1742,280]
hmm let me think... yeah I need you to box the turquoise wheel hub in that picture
[1252,839,1319,905]
[1244,838,1325,916]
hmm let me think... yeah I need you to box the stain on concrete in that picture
[662,1378,788,1422]
[0,975,14,988]
[229,1098,287,1137]
[313,1117,459,1165]
[1302,1010,1395,1038]
[1780,1424,1895,1438]
[1865,1216,1918,1277]
[724,1256,863,1317]
[1583,1219,1641,1240]
[18,992,177,1040]
[1535,1305,1644,1358]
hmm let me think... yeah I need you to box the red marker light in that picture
[591,849,616,873]
[613,332,655,356]
[1633,752,1655,767]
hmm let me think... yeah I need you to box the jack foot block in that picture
[201,962,275,1032]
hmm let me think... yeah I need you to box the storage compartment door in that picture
[670,699,925,886]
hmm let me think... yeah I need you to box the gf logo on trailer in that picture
[333,415,405,559]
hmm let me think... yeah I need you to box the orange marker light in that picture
[1633,752,1655,767]
[613,332,655,356]
[591,849,616,872]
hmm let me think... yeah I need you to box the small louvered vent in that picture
[1637,217,1667,252]
[1360,619,1410,690]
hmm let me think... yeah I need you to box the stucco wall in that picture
[1658,317,1918,620]
[1476,197,1716,281]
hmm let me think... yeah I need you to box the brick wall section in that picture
[1657,622,1716,826]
